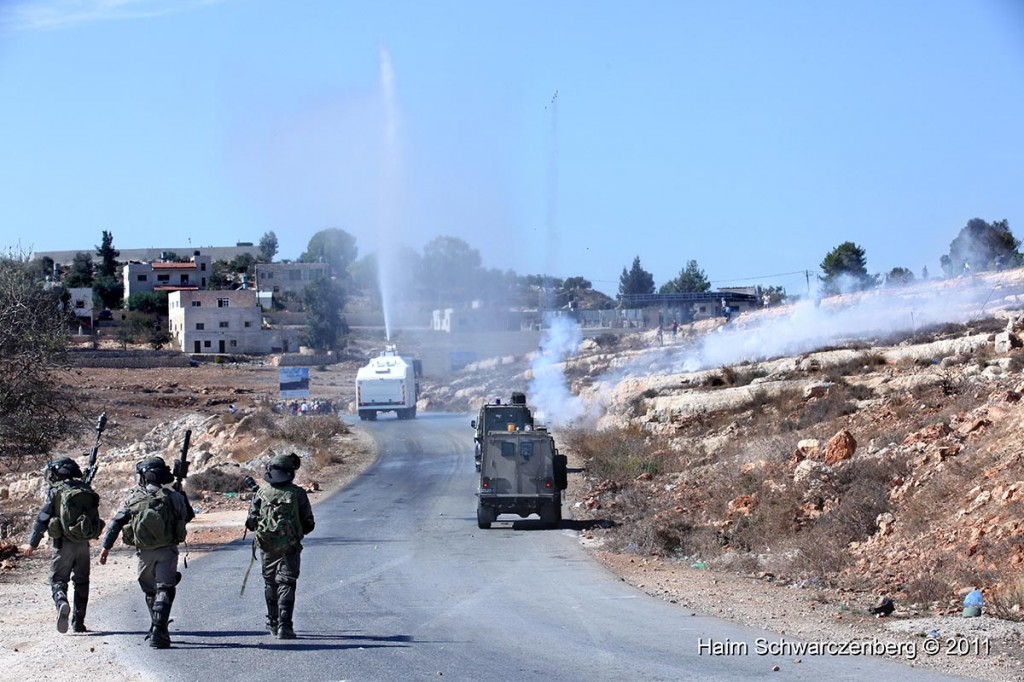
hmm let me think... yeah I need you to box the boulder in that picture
[824,429,857,466]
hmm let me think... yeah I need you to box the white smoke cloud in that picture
[528,314,589,428]
[641,275,1017,378]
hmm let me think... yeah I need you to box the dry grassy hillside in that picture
[423,269,1024,621]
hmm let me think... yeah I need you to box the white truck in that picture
[355,345,419,421]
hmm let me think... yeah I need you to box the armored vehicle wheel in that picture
[540,501,562,529]
[477,504,495,529]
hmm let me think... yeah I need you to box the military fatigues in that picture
[245,479,315,639]
[102,482,194,648]
[27,486,94,633]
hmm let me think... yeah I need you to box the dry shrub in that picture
[725,483,803,552]
[990,578,1024,622]
[627,515,721,557]
[280,415,350,446]
[792,391,857,430]
[899,454,984,536]
[902,574,952,605]
[187,465,251,493]
[235,407,279,435]
[564,426,676,482]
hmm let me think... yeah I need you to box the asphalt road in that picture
[93,413,963,681]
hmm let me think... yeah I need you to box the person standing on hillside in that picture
[246,453,315,639]
[99,456,194,649]
[22,457,105,633]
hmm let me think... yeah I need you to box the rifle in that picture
[239,475,261,597]
[82,412,107,486]
[172,429,192,492]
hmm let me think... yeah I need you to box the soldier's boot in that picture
[149,588,175,649]
[143,593,156,640]
[52,584,70,634]
[264,584,279,636]
[276,583,296,640]
[71,583,89,633]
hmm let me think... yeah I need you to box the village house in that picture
[254,262,330,298]
[168,289,300,355]
[123,251,212,299]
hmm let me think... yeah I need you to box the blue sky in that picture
[1,0,1023,298]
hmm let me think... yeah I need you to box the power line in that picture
[711,269,816,285]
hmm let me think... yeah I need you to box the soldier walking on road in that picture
[22,457,105,633]
[246,453,315,639]
[99,456,194,649]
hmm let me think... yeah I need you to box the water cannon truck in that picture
[355,344,421,421]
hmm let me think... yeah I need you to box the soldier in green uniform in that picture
[99,456,194,649]
[246,453,315,639]
[22,457,105,633]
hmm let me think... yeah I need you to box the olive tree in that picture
[0,251,79,465]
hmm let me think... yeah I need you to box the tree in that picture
[300,228,358,280]
[563,276,592,291]
[95,230,120,278]
[302,278,349,351]
[258,231,279,263]
[947,218,1019,274]
[64,252,94,287]
[618,256,655,299]
[0,251,79,465]
[885,267,915,287]
[819,242,875,295]
[31,255,56,282]
[126,291,169,315]
[93,275,124,310]
[659,260,710,294]
[421,236,482,306]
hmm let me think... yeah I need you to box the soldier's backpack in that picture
[255,485,302,555]
[49,480,105,541]
[121,488,185,550]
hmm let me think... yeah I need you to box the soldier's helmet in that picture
[136,456,174,486]
[264,453,301,484]
[46,457,83,481]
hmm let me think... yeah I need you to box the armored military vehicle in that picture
[476,423,568,529]
[471,392,534,471]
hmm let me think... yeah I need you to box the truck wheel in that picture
[477,504,495,529]
[367,411,377,421]
[410,405,417,418]
[541,501,561,529]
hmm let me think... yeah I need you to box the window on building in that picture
[288,269,302,281]
[137,274,148,282]
[244,321,252,328]
[196,323,205,330]
[191,301,201,307]
[201,263,206,271]
[219,321,229,328]
[218,298,229,308]
[230,340,237,347]
[204,340,211,347]
[157,274,170,282]
[74,300,85,309]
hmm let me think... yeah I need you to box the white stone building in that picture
[168,289,299,355]
[123,252,213,299]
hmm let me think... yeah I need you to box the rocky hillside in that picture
[422,269,1024,617]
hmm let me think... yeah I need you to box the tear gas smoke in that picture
[528,314,590,428]
[631,275,1024,380]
